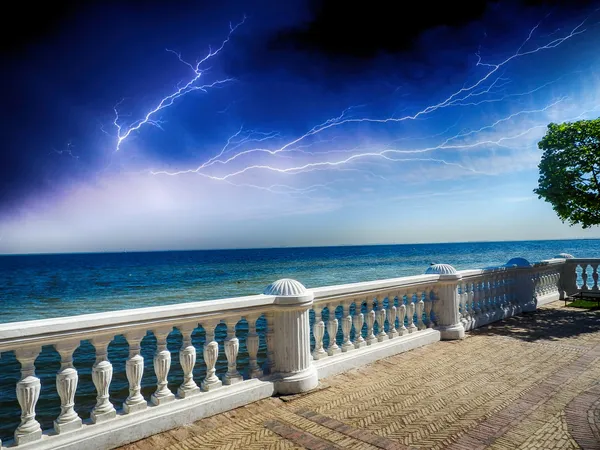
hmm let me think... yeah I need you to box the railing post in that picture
[555,253,577,297]
[505,258,536,312]
[425,264,465,340]
[263,279,318,395]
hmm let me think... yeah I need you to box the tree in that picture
[534,118,600,228]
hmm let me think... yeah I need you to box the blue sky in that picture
[1,1,599,254]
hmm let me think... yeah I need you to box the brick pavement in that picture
[121,302,600,450]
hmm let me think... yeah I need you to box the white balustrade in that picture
[0,257,597,450]
[54,341,82,434]
[123,330,147,413]
[14,347,42,445]
[201,321,222,391]
[246,315,263,378]
[223,319,243,385]
[151,327,175,405]
[90,336,116,423]
[178,323,200,398]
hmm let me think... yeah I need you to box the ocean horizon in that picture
[2,238,599,324]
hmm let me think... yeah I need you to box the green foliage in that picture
[534,118,600,228]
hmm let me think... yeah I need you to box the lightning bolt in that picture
[103,12,599,198]
[112,16,246,152]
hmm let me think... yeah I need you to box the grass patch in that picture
[565,298,600,309]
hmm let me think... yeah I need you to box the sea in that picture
[0,239,599,440]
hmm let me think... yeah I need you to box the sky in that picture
[1,0,600,254]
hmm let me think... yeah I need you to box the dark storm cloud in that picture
[1,0,598,216]
[226,0,598,84]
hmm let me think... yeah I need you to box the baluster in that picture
[581,265,589,290]
[265,312,275,374]
[398,296,408,335]
[90,336,116,423]
[352,304,366,348]
[327,306,341,355]
[416,292,426,330]
[123,331,147,413]
[151,327,175,405]
[473,281,481,319]
[14,347,42,445]
[407,293,417,333]
[312,307,327,359]
[54,341,82,433]
[467,283,475,328]
[460,282,469,327]
[365,307,377,345]
[425,289,434,328]
[246,315,263,378]
[376,296,388,342]
[388,295,398,338]
[482,280,490,317]
[592,264,599,291]
[491,276,498,317]
[341,302,354,352]
[178,323,200,398]
[223,318,243,384]
[201,320,222,391]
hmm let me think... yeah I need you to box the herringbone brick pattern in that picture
[121,302,600,450]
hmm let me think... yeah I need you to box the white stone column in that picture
[14,347,42,445]
[352,308,366,348]
[376,298,388,342]
[178,323,200,398]
[388,302,398,338]
[312,307,327,359]
[201,320,222,391]
[326,304,341,356]
[263,279,318,395]
[416,293,426,330]
[223,318,243,385]
[407,293,417,333]
[425,264,465,340]
[365,308,377,345]
[90,336,116,423]
[151,327,175,405]
[398,299,408,335]
[54,340,82,434]
[123,330,147,413]
[341,302,354,352]
[246,315,263,378]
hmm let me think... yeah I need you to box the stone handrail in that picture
[0,255,597,449]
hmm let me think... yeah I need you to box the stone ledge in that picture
[313,328,441,379]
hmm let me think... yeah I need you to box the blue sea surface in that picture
[2,239,600,324]
[0,239,599,441]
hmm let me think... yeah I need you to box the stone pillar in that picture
[506,258,536,312]
[263,279,319,395]
[425,264,465,340]
[556,254,577,298]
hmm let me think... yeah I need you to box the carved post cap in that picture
[425,263,461,281]
[505,257,532,268]
[263,278,314,307]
